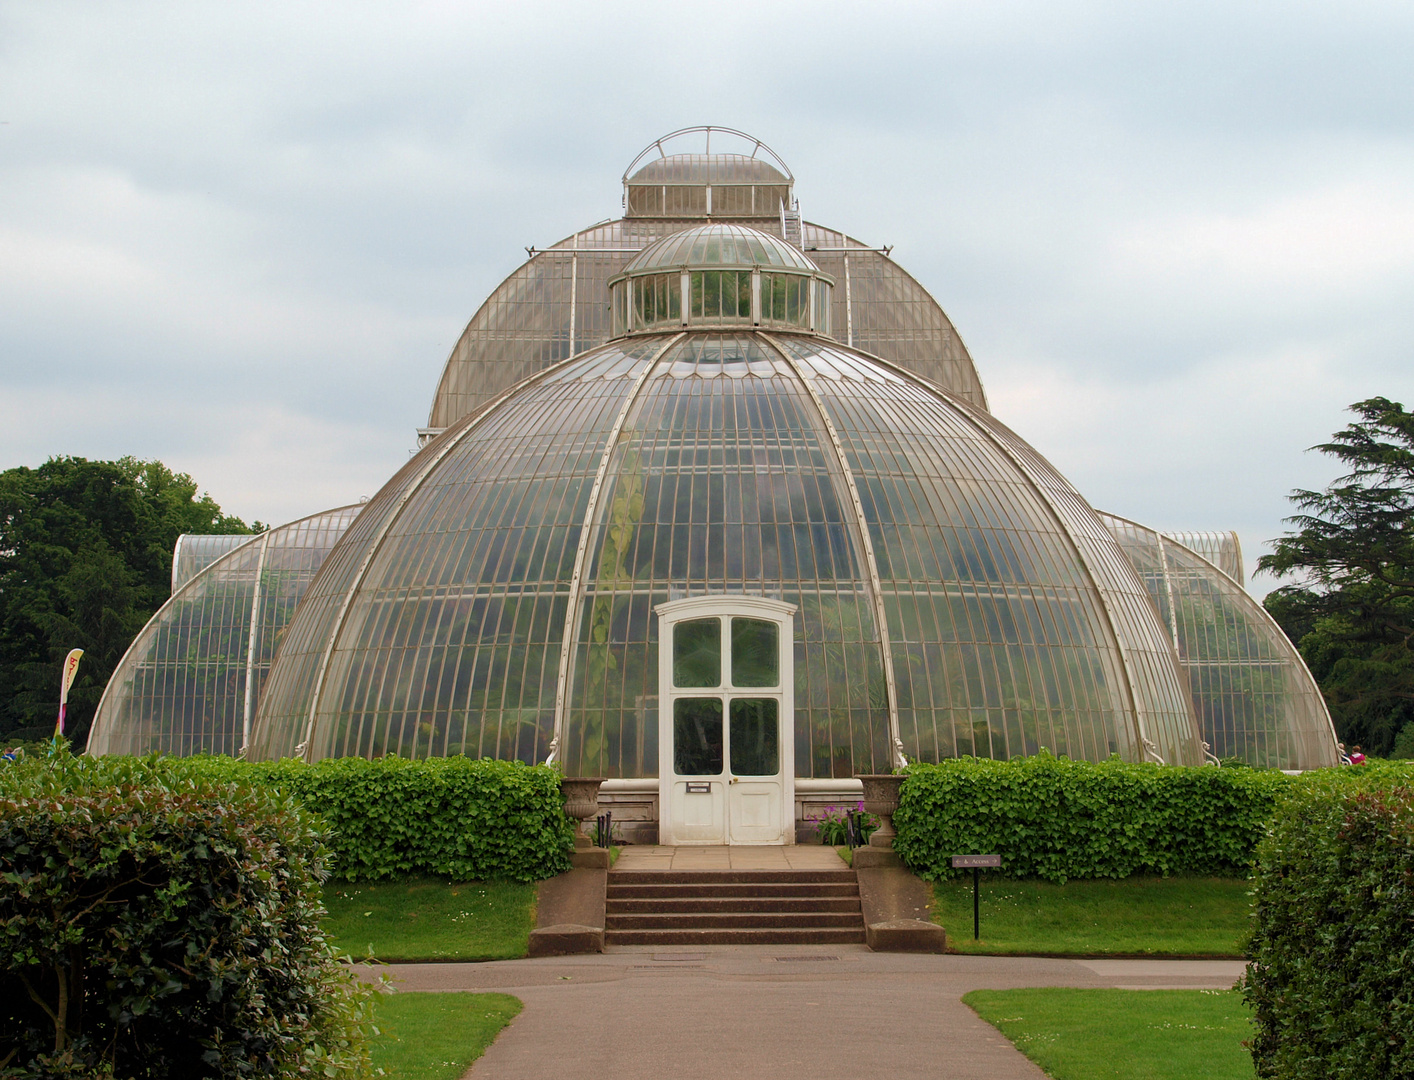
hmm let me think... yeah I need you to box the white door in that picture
[657,596,795,846]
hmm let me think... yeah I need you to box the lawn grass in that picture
[933,875,1250,956]
[964,988,1254,1080]
[324,878,537,961]
[370,991,522,1078]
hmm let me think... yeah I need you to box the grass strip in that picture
[325,877,537,961]
[964,988,1254,1080]
[934,875,1250,956]
[370,991,522,1078]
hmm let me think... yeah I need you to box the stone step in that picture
[607,896,862,915]
[605,927,867,946]
[607,882,860,900]
[606,911,864,930]
[608,870,855,886]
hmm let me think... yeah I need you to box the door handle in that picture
[729,776,739,784]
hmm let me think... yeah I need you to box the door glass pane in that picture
[731,618,778,687]
[674,618,720,687]
[729,699,779,776]
[674,698,724,775]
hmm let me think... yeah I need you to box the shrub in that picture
[893,754,1295,882]
[190,755,574,883]
[0,748,373,1079]
[1242,774,1414,1078]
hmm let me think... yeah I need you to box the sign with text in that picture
[952,854,1001,868]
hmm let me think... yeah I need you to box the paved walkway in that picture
[613,844,848,871]
[359,949,1247,1079]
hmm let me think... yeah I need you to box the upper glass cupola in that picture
[609,224,833,337]
[623,126,793,219]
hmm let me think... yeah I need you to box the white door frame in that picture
[655,595,796,845]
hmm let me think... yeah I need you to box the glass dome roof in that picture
[1099,512,1339,769]
[87,505,362,757]
[630,155,789,186]
[621,224,820,275]
[251,331,1203,774]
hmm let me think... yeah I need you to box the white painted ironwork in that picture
[547,333,686,765]
[760,333,906,769]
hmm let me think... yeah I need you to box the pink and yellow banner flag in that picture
[55,648,84,738]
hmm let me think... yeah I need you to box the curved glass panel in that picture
[171,533,257,592]
[427,218,986,429]
[771,335,1203,767]
[624,224,818,274]
[254,331,1202,775]
[1099,512,1339,769]
[1163,530,1244,585]
[565,333,887,779]
[87,505,362,757]
[250,339,667,763]
[630,155,788,186]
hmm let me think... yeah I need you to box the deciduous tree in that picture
[0,457,257,746]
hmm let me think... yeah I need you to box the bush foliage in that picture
[893,754,1296,882]
[1242,774,1414,1079]
[0,749,373,1079]
[189,755,575,884]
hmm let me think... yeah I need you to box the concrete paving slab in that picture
[356,949,1248,1079]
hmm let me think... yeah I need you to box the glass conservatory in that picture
[89,129,1341,844]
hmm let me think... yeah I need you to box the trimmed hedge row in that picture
[1242,774,1414,1079]
[894,756,1414,883]
[189,755,575,883]
[893,754,1296,882]
[0,750,373,1079]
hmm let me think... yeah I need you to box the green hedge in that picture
[0,749,373,1079]
[893,754,1296,882]
[1242,774,1414,1078]
[186,755,574,883]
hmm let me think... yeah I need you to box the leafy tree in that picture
[1261,397,1414,754]
[0,457,258,747]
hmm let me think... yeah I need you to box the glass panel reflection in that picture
[674,617,721,687]
[729,698,779,775]
[731,618,778,687]
[674,697,723,775]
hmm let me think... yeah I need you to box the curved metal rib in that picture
[758,332,906,769]
[547,333,685,765]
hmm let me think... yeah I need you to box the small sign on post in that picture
[951,854,1001,940]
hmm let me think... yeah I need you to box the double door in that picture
[656,596,795,845]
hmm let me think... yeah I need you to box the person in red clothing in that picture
[1349,745,1367,765]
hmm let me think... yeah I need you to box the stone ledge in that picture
[529,865,607,956]
[865,917,947,953]
[528,923,604,957]
[854,851,948,953]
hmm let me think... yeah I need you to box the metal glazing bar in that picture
[759,332,905,769]
[569,237,578,357]
[1155,534,1182,654]
[843,254,854,347]
[525,247,645,256]
[240,530,271,755]
[547,333,686,766]
[850,346,1158,762]
[298,361,581,762]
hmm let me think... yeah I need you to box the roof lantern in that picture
[608,224,833,337]
[623,126,794,219]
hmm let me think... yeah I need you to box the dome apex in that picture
[622,224,819,275]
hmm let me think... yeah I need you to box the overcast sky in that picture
[3,1,1411,594]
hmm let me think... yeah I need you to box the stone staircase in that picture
[604,868,866,946]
